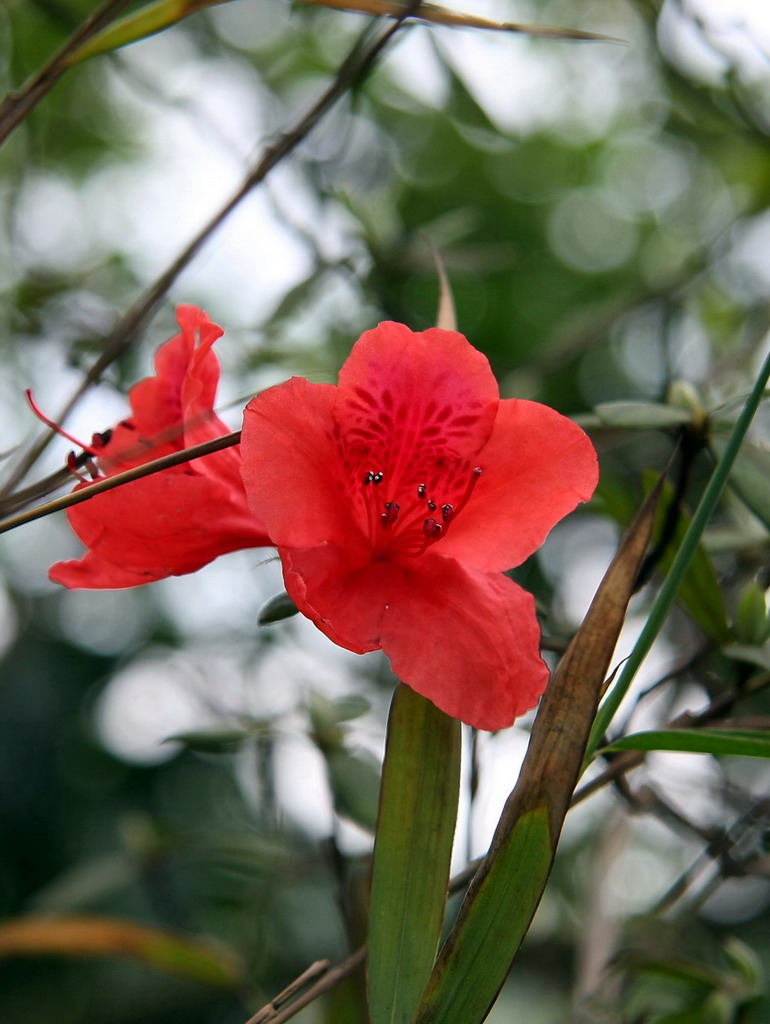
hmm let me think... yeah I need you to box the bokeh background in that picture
[2,0,770,1021]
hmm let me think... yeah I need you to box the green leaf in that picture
[722,937,764,993]
[66,0,233,65]
[258,591,300,626]
[603,729,770,759]
[367,684,461,1024]
[594,401,693,430]
[166,728,255,753]
[326,748,381,833]
[330,695,371,722]
[415,807,552,1024]
[0,916,241,987]
[646,473,732,644]
[710,436,770,530]
[735,582,770,645]
[415,488,660,1024]
[622,953,722,989]
[722,644,770,671]
[308,691,370,752]
[587,345,770,758]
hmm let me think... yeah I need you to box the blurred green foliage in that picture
[1,1,770,1022]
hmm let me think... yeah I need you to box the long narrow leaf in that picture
[413,487,660,1024]
[0,915,241,986]
[66,0,232,64]
[647,474,732,644]
[367,684,461,1024]
[585,345,770,760]
[604,729,770,759]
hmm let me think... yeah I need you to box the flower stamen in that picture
[358,458,484,557]
[423,518,442,539]
[381,502,400,527]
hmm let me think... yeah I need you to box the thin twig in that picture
[243,960,331,1024]
[0,431,241,535]
[0,8,416,496]
[298,0,624,42]
[244,948,366,1024]
[573,671,770,806]
[0,0,136,145]
[0,465,80,517]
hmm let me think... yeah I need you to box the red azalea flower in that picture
[49,305,271,589]
[240,321,598,730]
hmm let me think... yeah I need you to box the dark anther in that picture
[364,471,374,485]
[427,499,437,512]
[423,518,442,539]
[373,472,384,485]
[417,483,426,499]
[92,429,112,448]
[441,503,454,524]
[381,502,400,527]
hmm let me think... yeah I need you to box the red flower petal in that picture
[99,306,228,472]
[436,398,599,572]
[242,377,365,552]
[131,306,223,438]
[50,470,268,588]
[280,541,391,654]
[382,557,548,729]
[49,551,164,589]
[335,320,498,492]
[51,306,270,590]
[280,544,548,730]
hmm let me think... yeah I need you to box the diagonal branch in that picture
[298,0,622,42]
[0,431,241,535]
[0,4,419,497]
[243,949,365,1024]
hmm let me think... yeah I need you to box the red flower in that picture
[240,322,598,730]
[49,305,271,589]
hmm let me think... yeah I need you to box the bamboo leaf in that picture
[66,0,233,65]
[326,748,381,832]
[723,643,770,671]
[298,1,623,43]
[647,474,732,644]
[167,728,256,752]
[603,729,770,759]
[711,436,770,531]
[586,345,770,759]
[594,401,693,430]
[0,915,241,986]
[367,684,461,1024]
[258,591,300,625]
[413,487,659,1024]
[735,583,770,645]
